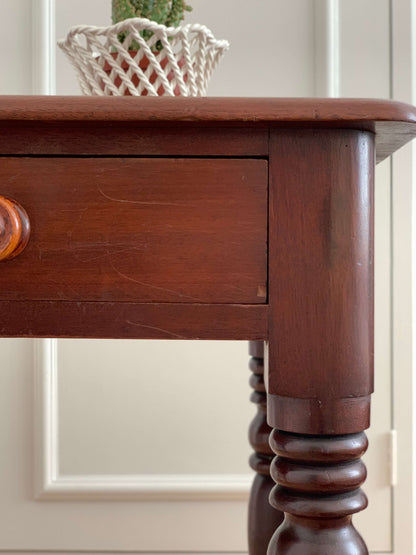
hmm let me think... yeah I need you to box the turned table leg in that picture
[248,341,284,555]
[265,128,375,554]
[267,430,368,554]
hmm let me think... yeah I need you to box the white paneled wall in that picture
[0,1,414,553]
[58,340,251,476]
[2,1,32,94]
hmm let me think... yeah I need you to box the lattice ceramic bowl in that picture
[58,17,229,97]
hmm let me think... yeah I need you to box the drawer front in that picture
[0,157,267,303]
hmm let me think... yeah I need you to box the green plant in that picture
[112,0,192,50]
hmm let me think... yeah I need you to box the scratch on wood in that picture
[66,207,89,248]
[125,320,185,339]
[97,185,188,207]
[109,259,204,302]
[72,246,146,263]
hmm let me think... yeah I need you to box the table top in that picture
[0,96,415,123]
[1,96,416,161]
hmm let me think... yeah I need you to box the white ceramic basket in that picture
[58,17,229,97]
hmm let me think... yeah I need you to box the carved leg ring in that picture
[248,341,284,555]
[267,430,369,555]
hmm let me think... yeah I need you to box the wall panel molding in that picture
[31,0,56,94]
[314,0,340,97]
[34,339,252,501]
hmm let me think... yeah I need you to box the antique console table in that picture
[1,96,416,554]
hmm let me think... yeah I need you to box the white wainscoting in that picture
[34,339,252,501]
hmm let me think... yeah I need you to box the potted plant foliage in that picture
[58,0,229,96]
[112,0,193,49]
[107,0,193,95]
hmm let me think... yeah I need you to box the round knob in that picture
[0,196,30,261]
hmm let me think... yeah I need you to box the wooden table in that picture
[1,96,416,554]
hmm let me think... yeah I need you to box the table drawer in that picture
[0,157,267,303]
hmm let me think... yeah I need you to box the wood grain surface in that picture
[268,431,369,554]
[0,301,267,339]
[267,128,374,434]
[1,96,415,125]
[0,125,269,157]
[0,157,267,304]
[1,96,416,161]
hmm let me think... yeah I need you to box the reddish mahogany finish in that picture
[0,196,30,261]
[248,341,284,555]
[0,157,267,303]
[264,128,374,553]
[0,126,268,157]
[0,302,267,339]
[1,95,416,164]
[267,128,374,435]
[1,97,416,554]
[268,431,369,555]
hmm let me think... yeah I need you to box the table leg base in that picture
[267,429,369,555]
[267,515,368,555]
[248,342,284,554]
[248,473,284,555]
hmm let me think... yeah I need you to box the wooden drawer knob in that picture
[0,196,30,261]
